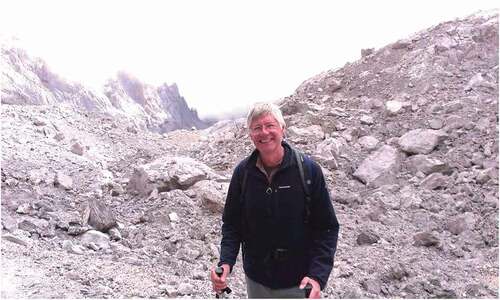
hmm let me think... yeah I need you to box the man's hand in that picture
[210,264,230,293]
[300,276,321,298]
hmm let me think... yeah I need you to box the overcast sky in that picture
[1,0,497,118]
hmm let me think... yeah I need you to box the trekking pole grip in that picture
[215,266,232,298]
[304,283,312,298]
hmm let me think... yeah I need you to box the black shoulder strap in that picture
[292,148,312,224]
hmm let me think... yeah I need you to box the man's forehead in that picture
[251,113,277,124]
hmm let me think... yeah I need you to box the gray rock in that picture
[465,283,494,297]
[475,117,491,132]
[327,78,342,93]
[444,115,467,131]
[391,38,412,49]
[68,225,91,236]
[385,100,403,114]
[83,199,117,232]
[169,212,180,222]
[110,182,124,196]
[54,132,65,141]
[55,210,85,230]
[313,138,343,169]
[360,115,374,125]
[407,155,450,175]
[62,240,85,255]
[358,136,379,151]
[287,125,325,143]
[71,142,85,155]
[1,214,18,231]
[177,282,195,296]
[192,180,228,214]
[28,167,54,185]
[420,173,448,190]
[18,217,55,237]
[33,117,47,126]
[80,230,110,250]
[108,227,122,240]
[159,284,178,297]
[475,168,497,184]
[428,118,443,130]
[353,145,402,187]
[55,171,73,190]
[471,152,485,166]
[16,203,34,215]
[332,193,360,206]
[465,73,495,91]
[127,155,223,195]
[413,232,440,247]
[366,206,386,222]
[446,213,476,235]
[361,48,375,57]
[362,278,383,294]
[398,129,448,154]
[483,193,499,208]
[2,233,30,247]
[176,247,202,263]
[443,101,463,113]
[356,230,380,245]
[386,263,409,281]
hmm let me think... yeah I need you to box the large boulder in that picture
[398,129,448,154]
[353,145,403,187]
[82,199,117,232]
[287,125,325,144]
[127,155,225,196]
[191,180,229,214]
[313,137,344,169]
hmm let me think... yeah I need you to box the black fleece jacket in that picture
[219,142,340,290]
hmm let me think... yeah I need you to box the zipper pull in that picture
[266,187,272,194]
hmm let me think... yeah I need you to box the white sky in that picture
[0,0,498,118]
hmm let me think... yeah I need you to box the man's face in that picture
[249,113,285,154]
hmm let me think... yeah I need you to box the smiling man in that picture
[210,102,340,298]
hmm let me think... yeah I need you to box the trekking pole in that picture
[215,267,232,298]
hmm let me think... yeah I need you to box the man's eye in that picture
[253,126,262,131]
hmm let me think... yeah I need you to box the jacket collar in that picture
[245,140,296,171]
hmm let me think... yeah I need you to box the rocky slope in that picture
[0,40,208,133]
[1,11,498,299]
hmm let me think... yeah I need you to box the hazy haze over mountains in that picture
[1,1,498,118]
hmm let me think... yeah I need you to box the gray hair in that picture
[246,102,286,129]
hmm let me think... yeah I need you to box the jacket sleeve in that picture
[218,163,244,271]
[307,161,340,290]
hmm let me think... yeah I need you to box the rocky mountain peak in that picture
[1,43,208,133]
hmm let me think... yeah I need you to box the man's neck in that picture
[259,145,285,167]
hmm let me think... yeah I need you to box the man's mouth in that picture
[259,138,272,144]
